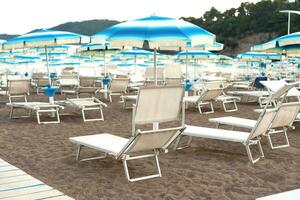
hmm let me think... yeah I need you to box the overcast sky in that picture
[0,0,260,35]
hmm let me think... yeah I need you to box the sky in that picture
[0,0,260,35]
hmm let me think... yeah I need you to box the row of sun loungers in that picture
[69,82,300,183]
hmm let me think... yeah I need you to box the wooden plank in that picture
[0,175,36,186]
[0,170,26,178]
[0,179,43,191]
[7,189,63,200]
[45,195,75,200]
[0,185,53,199]
[0,166,18,172]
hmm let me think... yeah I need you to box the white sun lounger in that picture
[184,88,223,114]
[256,189,300,200]
[209,102,300,149]
[56,97,107,122]
[178,83,299,163]
[260,80,300,98]
[6,102,62,124]
[70,127,184,182]
[0,158,74,200]
[181,106,277,163]
[70,86,185,181]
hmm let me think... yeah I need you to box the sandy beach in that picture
[0,94,299,200]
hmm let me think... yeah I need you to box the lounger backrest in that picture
[59,77,79,86]
[248,109,277,140]
[134,86,184,125]
[145,67,164,80]
[165,78,182,86]
[32,72,46,79]
[261,80,300,97]
[109,78,129,93]
[204,81,223,89]
[61,67,75,75]
[36,78,49,87]
[199,88,223,102]
[79,76,96,87]
[262,83,298,104]
[164,64,182,79]
[118,127,184,158]
[270,102,300,129]
[8,79,30,95]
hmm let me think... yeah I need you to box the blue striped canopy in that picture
[120,49,154,56]
[237,52,281,60]
[194,42,224,51]
[3,29,89,49]
[251,32,300,51]
[176,51,216,58]
[15,55,40,60]
[91,15,216,49]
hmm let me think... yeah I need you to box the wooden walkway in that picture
[0,158,74,200]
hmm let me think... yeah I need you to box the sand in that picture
[0,94,299,200]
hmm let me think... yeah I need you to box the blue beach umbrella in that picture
[252,32,300,53]
[3,29,89,85]
[92,15,216,84]
[237,52,281,60]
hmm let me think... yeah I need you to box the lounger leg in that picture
[266,128,290,149]
[245,140,264,164]
[81,106,105,122]
[76,145,107,162]
[122,152,162,182]
[109,93,112,102]
[222,100,238,112]
[198,103,203,114]
[174,136,193,150]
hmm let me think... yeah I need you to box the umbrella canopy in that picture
[176,50,217,58]
[193,42,224,51]
[237,52,281,60]
[120,49,154,56]
[3,29,89,49]
[252,32,300,52]
[91,15,216,49]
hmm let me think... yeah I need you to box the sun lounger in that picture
[209,102,300,149]
[260,80,300,98]
[97,78,129,102]
[180,107,277,163]
[56,97,107,122]
[184,88,223,114]
[6,102,62,124]
[70,127,184,182]
[227,90,270,107]
[178,83,298,163]
[70,86,185,181]
[0,158,74,199]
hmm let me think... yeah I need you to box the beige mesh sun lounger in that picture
[70,127,184,182]
[0,158,74,200]
[180,107,277,163]
[184,88,223,114]
[70,86,185,181]
[56,97,107,122]
[6,102,62,124]
[178,83,299,163]
[209,102,300,149]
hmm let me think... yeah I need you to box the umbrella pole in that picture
[185,50,188,80]
[135,55,137,74]
[154,48,157,86]
[45,46,51,85]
